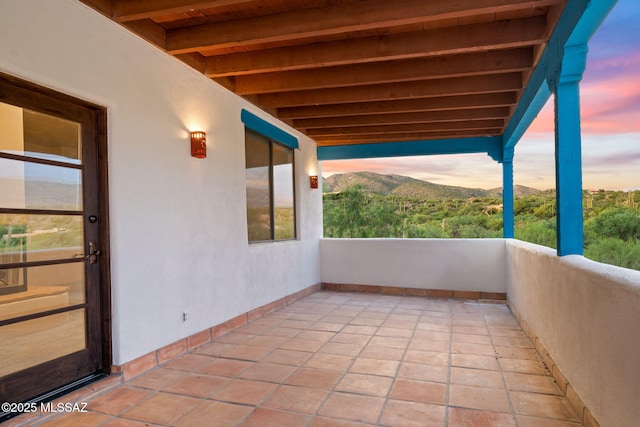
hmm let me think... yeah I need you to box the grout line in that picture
[482,302,520,427]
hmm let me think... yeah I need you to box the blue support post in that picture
[550,44,588,256]
[502,147,515,238]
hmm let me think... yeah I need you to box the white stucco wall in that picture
[0,0,322,365]
[320,238,507,292]
[506,240,640,427]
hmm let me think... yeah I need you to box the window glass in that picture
[245,130,296,242]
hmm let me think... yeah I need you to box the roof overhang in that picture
[80,0,618,161]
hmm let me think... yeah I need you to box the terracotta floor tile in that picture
[452,341,497,356]
[285,367,343,389]
[323,315,355,325]
[121,392,200,425]
[452,326,489,335]
[296,330,336,342]
[381,319,417,329]
[331,333,371,346]
[516,415,582,427]
[349,357,399,377]
[210,379,278,405]
[260,348,312,366]
[308,416,374,427]
[416,322,451,333]
[448,407,517,427]
[397,362,448,383]
[389,378,447,405]
[100,418,162,427]
[342,325,379,335]
[408,338,450,352]
[310,322,346,332]
[404,349,449,365]
[126,367,187,390]
[369,336,409,349]
[262,327,302,338]
[376,327,413,337]
[12,291,581,427]
[86,386,152,415]
[217,332,256,344]
[163,372,228,397]
[449,384,511,413]
[162,353,215,371]
[220,344,273,361]
[451,354,500,371]
[279,320,314,329]
[239,408,311,427]
[504,372,563,395]
[489,328,527,338]
[196,357,253,377]
[452,333,493,345]
[238,362,296,383]
[359,345,405,361]
[511,391,580,422]
[281,338,326,352]
[495,346,541,360]
[413,330,451,342]
[349,317,384,327]
[247,335,289,348]
[319,342,364,357]
[173,400,252,427]
[379,399,446,427]
[492,336,535,348]
[193,342,237,357]
[261,384,328,414]
[499,358,549,375]
[318,392,385,424]
[450,367,504,389]
[38,412,112,427]
[335,373,394,397]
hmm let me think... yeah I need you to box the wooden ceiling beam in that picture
[166,0,561,54]
[306,119,505,137]
[235,48,532,95]
[204,16,547,77]
[293,107,510,129]
[257,73,524,108]
[315,129,502,146]
[111,0,256,23]
[277,93,518,120]
[123,19,168,50]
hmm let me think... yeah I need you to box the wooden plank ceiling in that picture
[81,0,566,147]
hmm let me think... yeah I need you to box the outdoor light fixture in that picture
[310,175,318,189]
[190,131,206,158]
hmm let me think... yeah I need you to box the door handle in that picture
[86,241,102,264]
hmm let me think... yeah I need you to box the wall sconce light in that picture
[190,131,206,158]
[309,175,319,189]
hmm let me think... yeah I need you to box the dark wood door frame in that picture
[0,71,112,400]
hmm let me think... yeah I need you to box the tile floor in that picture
[8,291,582,426]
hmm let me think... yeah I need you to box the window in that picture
[245,129,296,242]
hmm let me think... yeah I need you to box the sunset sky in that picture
[321,0,640,191]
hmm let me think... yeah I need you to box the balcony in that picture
[7,238,639,427]
[2,1,637,426]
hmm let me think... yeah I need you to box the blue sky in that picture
[321,0,640,191]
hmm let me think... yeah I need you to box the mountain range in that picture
[323,172,541,199]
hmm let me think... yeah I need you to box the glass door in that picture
[0,77,107,405]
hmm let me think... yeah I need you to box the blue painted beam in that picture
[241,109,298,149]
[317,136,503,162]
[502,147,515,238]
[504,0,618,149]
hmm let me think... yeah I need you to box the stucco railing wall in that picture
[320,238,507,293]
[506,239,640,427]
